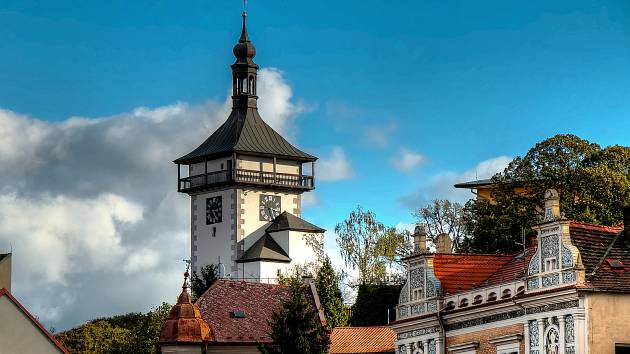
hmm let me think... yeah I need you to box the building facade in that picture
[391,190,630,354]
[173,11,323,282]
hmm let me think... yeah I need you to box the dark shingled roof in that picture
[236,233,291,263]
[570,222,630,291]
[266,211,325,233]
[174,108,316,164]
[196,279,323,344]
[453,178,493,189]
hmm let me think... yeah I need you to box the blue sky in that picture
[1,1,630,329]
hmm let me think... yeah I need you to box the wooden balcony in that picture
[178,168,314,193]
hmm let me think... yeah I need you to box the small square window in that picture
[212,227,216,237]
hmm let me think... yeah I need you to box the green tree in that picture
[460,134,630,254]
[260,276,330,354]
[56,303,172,354]
[191,264,218,300]
[335,206,412,284]
[315,256,348,329]
[414,199,465,252]
[350,284,401,326]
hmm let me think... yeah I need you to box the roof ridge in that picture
[570,221,623,232]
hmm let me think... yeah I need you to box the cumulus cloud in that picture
[301,191,319,207]
[401,156,512,209]
[317,146,354,181]
[390,148,425,172]
[0,67,304,330]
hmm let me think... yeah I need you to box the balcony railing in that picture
[178,168,314,192]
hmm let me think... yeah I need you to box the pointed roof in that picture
[266,211,325,233]
[236,233,291,263]
[330,326,396,354]
[158,272,213,344]
[174,108,316,164]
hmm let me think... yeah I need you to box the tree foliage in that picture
[350,284,401,326]
[460,134,630,254]
[315,256,348,329]
[260,276,330,354]
[191,264,218,300]
[414,199,465,252]
[335,206,412,284]
[56,303,171,354]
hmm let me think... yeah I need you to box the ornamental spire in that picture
[231,2,258,108]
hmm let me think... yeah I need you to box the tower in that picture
[174,11,322,281]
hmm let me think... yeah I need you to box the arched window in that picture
[459,298,469,307]
[516,286,525,295]
[249,76,255,95]
[473,295,483,305]
[502,289,512,299]
[487,292,497,301]
[241,77,248,94]
[233,77,238,95]
[445,301,455,310]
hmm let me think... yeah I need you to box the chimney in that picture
[436,233,453,254]
[543,189,561,222]
[624,206,630,238]
[413,225,427,253]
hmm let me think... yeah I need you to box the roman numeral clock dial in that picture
[259,194,281,221]
[206,196,222,224]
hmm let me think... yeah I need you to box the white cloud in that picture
[363,121,398,147]
[401,156,512,208]
[390,148,425,172]
[0,67,303,330]
[317,146,354,181]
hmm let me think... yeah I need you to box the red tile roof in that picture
[196,280,289,343]
[570,222,630,291]
[0,288,69,353]
[433,254,514,294]
[329,326,396,354]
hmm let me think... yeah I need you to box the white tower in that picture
[174,12,323,282]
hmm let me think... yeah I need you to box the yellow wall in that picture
[446,323,524,354]
[587,292,630,353]
[0,254,10,292]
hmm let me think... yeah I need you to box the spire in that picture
[231,3,258,109]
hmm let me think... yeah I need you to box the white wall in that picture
[0,296,64,354]
[191,189,234,276]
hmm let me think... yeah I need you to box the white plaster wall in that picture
[239,189,299,248]
[241,261,261,280]
[238,155,300,174]
[288,231,319,268]
[260,261,291,280]
[192,189,234,276]
[189,158,232,176]
[0,296,64,354]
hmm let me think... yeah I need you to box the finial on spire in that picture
[242,0,247,16]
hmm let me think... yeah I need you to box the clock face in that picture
[206,196,222,224]
[259,194,281,221]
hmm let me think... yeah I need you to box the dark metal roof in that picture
[266,211,325,233]
[0,253,9,263]
[236,233,291,263]
[453,178,493,189]
[174,108,316,164]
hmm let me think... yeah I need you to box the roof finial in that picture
[183,264,190,291]
[239,0,250,43]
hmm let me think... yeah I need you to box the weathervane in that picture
[242,0,247,16]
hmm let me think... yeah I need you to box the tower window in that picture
[241,78,247,94]
[249,76,255,95]
[212,227,216,237]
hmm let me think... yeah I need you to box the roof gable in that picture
[0,288,69,353]
[174,108,315,164]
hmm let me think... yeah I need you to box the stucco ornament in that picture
[546,328,559,354]
[530,320,539,354]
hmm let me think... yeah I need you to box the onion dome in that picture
[158,271,213,344]
[233,12,256,64]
